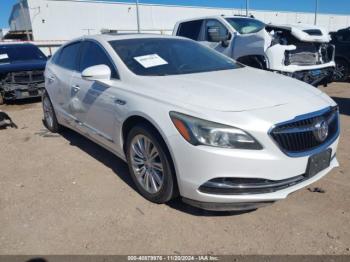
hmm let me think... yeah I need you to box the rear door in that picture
[45,42,81,125]
[70,40,120,148]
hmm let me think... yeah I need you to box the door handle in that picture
[72,84,80,92]
[111,96,126,105]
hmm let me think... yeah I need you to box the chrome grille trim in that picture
[269,106,340,157]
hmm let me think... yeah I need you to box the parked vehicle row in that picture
[173,15,336,86]
[1,18,349,105]
[43,34,340,211]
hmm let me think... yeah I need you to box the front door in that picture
[69,40,121,149]
[46,41,81,126]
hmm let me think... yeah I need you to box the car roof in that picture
[176,15,255,24]
[80,33,181,43]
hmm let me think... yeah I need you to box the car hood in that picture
[0,59,47,74]
[139,67,323,112]
[266,23,331,43]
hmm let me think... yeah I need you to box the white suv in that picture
[43,34,339,211]
[174,15,336,86]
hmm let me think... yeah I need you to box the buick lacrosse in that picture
[43,34,339,211]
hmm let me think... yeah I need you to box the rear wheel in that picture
[42,90,61,133]
[126,124,177,204]
[333,58,349,82]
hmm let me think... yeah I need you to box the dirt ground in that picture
[0,82,349,255]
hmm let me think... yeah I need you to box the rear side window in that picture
[50,49,61,64]
[177,20,203,40]
[57,42,81,71]
[79,41,118,79]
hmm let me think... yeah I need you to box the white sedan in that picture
[43,34,340,211]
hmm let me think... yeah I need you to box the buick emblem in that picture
[313,118,329,142]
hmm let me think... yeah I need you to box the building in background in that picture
[5,0,350,54]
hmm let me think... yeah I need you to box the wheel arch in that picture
[121,114,180,196]
[236,55,269,69]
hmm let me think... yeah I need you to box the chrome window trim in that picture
[268,106,340,158]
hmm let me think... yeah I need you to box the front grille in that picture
[321,44,334,63]
[270,107,339,156]
[285,43,334,66]
[7,70,45,84]
[288,52,319,66]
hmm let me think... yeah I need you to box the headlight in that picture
[169,112,263,150]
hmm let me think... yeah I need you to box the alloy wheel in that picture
[130,135,164,194]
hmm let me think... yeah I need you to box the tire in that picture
[42,90,61,133]
[333,58,349,82]
[126,123,177,204]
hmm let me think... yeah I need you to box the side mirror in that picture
[207,26,230,42]
[82,64,111,81]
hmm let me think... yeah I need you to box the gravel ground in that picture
[0,82,349,255]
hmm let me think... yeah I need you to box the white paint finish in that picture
[7,0,350,41]
[82,64,111,80]
[268,23,331,42]
[45,34,339,206]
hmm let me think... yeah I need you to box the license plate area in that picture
[310,69,322,77]
[306,149,332,177]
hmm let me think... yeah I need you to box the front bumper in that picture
[1,82,44,100]
[182,198,274,211]
[168,133,339,211]
[279,67,335,86]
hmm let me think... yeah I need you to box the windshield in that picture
[109,38,241,76]
[225,18,265,34]
[0,45,46,64]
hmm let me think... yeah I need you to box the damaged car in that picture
[330,27,350,81]
[0,43,47,104]
[174,15,335,86]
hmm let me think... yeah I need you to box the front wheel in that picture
[42,90,61,133]
[126,124,177,204]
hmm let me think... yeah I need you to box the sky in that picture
[1,0,350,29]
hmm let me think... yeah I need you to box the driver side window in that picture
[79,41,119,79]
[204,19,229,42]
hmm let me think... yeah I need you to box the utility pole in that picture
[314,0,319,25]
[136,0,141,33]
[19,0,31,41]
[246,0,249,17]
